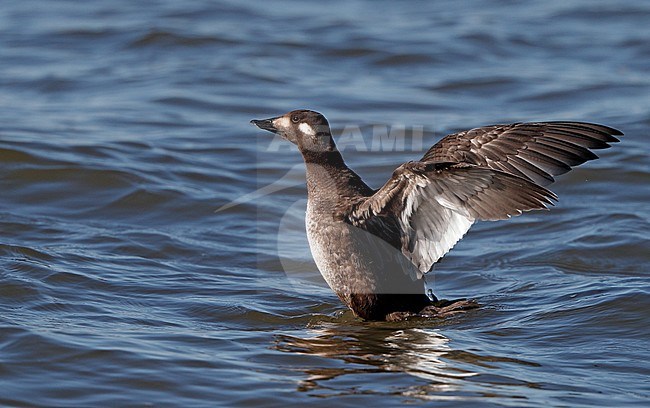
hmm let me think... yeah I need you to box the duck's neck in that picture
[301,149,372,208]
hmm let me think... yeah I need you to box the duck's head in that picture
[251,110,335,153]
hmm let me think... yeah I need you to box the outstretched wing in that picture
[347,121,621,274]
[348,162,556,274]
[422,122,621,186]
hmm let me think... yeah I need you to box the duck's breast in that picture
[305,200,423,297]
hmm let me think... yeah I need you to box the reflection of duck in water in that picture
[274,324,466,394]
[273,324,540,398]
[252,110,621,321]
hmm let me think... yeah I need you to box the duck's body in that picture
[251,110,621,321]
[303,152,430,320]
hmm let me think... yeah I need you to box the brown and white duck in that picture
[251,110,621,321]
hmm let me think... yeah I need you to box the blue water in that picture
[1,1,649,406]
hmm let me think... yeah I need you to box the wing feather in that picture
[345,121,621,274]
[423,122,621,186]
[348,162,557,274]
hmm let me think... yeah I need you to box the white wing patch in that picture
[351,166,477,276]
[403,183,474,274]
[299,122,316,136]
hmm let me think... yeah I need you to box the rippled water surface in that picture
[1,0,649,406]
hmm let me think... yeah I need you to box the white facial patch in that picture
[273,116,290,129]
[298,122,316,136]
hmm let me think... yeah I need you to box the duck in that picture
[251,110,621,321]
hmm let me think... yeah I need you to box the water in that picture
[1,0,649,406]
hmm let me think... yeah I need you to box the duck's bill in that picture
[250,118,278,133]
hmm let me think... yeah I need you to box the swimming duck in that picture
[251,110,621,321]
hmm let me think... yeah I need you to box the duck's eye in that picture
[291,115,300,123]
